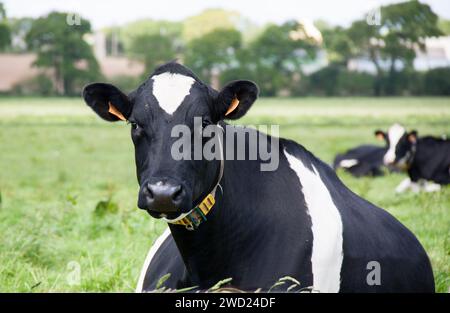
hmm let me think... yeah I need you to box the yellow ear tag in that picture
[108,102,126,121]
[225,98,239,116]
[408,134,417,143]
[375,133,384,141]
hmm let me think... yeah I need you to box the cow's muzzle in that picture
[138,178,187,216]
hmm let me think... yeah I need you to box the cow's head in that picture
[374,123,417,169]
[82,62,258,220]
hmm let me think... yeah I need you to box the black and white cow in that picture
[82,62,434,293]
[375,124,450,193]
[333,145,387,177]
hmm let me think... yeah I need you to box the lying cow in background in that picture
[333,145,387,177]
[83,62,434,293]
[375,124,450,193]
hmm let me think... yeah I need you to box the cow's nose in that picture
[139,181,185,213]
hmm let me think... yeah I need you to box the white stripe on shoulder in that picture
[135,227,172,293]
[284,149,343,293]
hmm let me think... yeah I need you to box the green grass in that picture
[0,96,449,292]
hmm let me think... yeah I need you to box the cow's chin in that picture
[394,159,409,171]
[145,209,187,221]
[146,210,164,219]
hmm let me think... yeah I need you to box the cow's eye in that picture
[128,120,139,130]
[128,121,143,135]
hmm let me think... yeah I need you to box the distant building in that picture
[347,36,450,73]
[0,30,144,92]
[414,36,450,70]
[0,53,39,91]
[0,53,144,92]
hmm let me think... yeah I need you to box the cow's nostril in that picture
[172,185,183,202]
[145,183,154,199]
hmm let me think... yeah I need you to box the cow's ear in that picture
[408,130,418,143]
[82,83,132,122]
[374,130,386,141]
[214,80,259,120]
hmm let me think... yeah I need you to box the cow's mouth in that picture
[393,157,410,170]
[146,209,186,220]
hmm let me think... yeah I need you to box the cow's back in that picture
[410,137,450,184]
[333,145,386,177]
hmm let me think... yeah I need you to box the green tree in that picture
[8,17,34,52]
[129,33,177,77]
[108,19,182,54]
[26,12,101,95]
[243,20,319,96]
[438,19,450,35]
[348,1,442,95]
[182,9,240,42]
[321,26,355,65]
[346,20,381,94]
[184,28,242,85]
[424,67,450,95]
[0,1,11,51]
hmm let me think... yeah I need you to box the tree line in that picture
[1,1,449,96]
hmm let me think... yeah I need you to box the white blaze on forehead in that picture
[284,150,343,293]
[151,72,195,115]
[384,123,406,164]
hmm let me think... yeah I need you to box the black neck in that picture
[168,158,255,288]
[167,125,268,288]
[167,128,313,290]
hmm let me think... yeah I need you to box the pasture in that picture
[0,96,448,292]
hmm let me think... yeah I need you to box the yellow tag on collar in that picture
[174,194,216,230]
[197,194,215,215]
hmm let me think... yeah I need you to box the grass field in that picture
[0,96,449,292]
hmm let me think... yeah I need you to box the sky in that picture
[3,0,450,29]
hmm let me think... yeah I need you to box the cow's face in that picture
[83,63,258,220]
[375,124,417,169]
